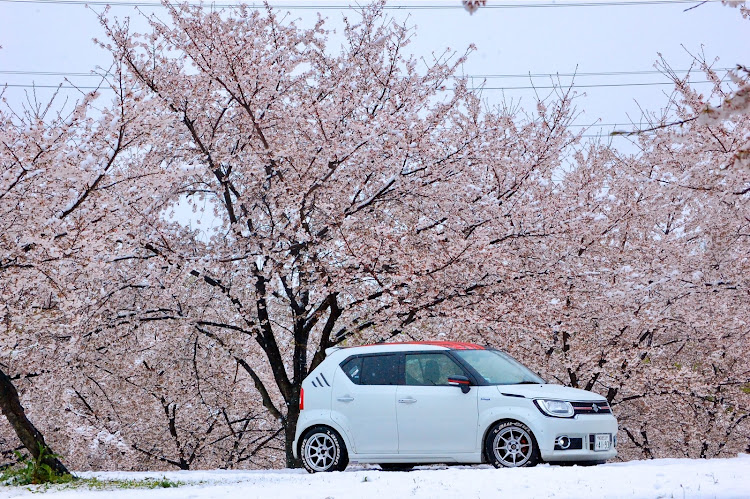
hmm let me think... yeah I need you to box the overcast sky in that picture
[1,0,747,141]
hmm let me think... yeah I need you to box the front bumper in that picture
[536,414,618,463]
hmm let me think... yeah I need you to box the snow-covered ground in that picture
[2,455,749,498]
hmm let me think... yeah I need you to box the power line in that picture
[475,80,716,89]
[0,70,99,77]
[0,80,720,90]
[468,68,735,79]
[0,0,719,9]
[0,68,734,79]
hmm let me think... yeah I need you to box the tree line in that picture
[0,1,748,471]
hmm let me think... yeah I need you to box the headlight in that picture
[534,399,574,418]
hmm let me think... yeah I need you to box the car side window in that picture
[405,353,465,386]
[359,354,400,385]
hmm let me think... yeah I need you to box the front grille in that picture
[571,401,611,415]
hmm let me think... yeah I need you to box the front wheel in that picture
[300,426,349,473]
[485,421,539,468]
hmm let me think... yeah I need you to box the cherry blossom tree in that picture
[721,0,749,18]
[613,59,750,457]
[0,91,115,474]
[0,64,165,472]
[488,58,750,459]
[89,0,585,466]
[0,92,99,474]
[462,0,487,15]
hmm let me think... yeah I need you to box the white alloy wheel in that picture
[301,426,347,473]
[486,421,539,468]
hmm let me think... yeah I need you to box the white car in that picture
[293,341,617,473]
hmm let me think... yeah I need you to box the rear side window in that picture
[360,355,400,385]
[341,355,400,385]
[340,354,401,385]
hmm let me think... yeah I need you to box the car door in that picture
[330,353,400,455]
[396,352,479,454]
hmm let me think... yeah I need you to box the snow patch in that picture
[4,455,748,498]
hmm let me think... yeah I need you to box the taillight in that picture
[299,388,304,411]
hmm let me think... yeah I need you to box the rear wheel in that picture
[300,426,349,473]
[485,421,539,468]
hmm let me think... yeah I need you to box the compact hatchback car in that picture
[293,341,617,473]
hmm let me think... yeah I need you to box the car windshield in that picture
[454,350,545,385]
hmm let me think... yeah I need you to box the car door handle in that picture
[337,396,354,403]
[398,397,417,404]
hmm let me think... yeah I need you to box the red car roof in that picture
[361,341,485,350]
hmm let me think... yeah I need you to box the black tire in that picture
[300,426,348,473]
[379,464,414,471]
[484,421,539,468]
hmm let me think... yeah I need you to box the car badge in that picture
[592,404,599,413]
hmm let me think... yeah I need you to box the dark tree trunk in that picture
[285,389,302,468]
[0,366,69,475]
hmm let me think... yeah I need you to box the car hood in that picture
[496,384,606,402]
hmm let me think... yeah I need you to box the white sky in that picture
[0,0,747,141]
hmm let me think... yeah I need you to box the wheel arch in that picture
[297,422,351,461]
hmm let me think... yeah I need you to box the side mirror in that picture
[447,375,471,394]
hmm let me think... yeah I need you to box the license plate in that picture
[594,433,611,451]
